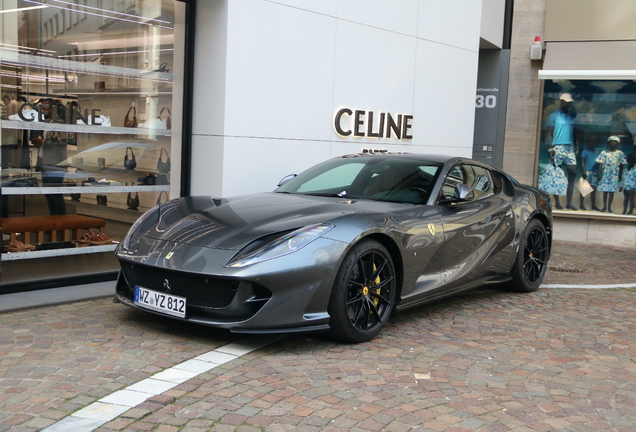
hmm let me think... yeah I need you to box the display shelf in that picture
[1,120,172,136]
[1,185,170,195]
[1,243,118,261]
[1,52,173,82]
[52,88,172,95]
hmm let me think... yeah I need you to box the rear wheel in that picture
[508,219,549,292]
[328,240,396,343]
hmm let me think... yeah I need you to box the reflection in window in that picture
[0,0,181,285]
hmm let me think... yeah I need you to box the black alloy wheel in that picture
[508,219,549,292]
[328,240,396,343]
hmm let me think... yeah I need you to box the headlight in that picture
[225,224,334,268]
[119,206,161,250]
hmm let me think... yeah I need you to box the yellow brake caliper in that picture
[372,263,381,307]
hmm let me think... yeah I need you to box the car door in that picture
[436,164,516,292]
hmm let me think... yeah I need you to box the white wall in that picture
[191,0,483,197]
[480,0,505,49]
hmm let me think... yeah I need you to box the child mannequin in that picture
[579,135,600,211]
[622,144,636,215]
[596,136,627,213]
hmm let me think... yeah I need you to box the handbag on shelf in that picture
[123,106,138,128]
[127,192,140,211]
[97,157,106,168]
[157,148,170,173]
[124,147,137,170]
[156,191,169,206]
[537,162,567,196]
[155,62,170,73]
[68,180,81,201]
[96,194,108,206]
[159,107,171,130]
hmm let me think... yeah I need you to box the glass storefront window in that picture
[0,0,184,287]
[538,79,636,217]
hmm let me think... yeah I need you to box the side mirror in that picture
[454,184,475,202]
[278,174,297,187]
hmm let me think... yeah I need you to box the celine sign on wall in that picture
[334,108,413,140]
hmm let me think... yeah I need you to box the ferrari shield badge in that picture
[165,252,174,259]
[428,224,435,237]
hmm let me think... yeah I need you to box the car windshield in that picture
[274,155,442,204]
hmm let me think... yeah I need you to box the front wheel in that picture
[328,240,397,343]
[507,219,549,293]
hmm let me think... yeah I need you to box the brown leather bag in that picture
[159,107,171,130]
[124,106,138,128]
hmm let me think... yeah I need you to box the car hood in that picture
[145,193,410,250]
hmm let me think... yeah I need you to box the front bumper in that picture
[115,236,348,332]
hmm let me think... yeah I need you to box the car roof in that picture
[338,151,473,165]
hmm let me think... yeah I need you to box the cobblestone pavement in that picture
[543,241,636,286]
[1,241,635,432]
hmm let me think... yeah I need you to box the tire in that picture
[507,219,549,293]
[328,240,396,343]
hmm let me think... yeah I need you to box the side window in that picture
[440,164,494,201]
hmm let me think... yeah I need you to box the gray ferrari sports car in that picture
[114,152,552,342]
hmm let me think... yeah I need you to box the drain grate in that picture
[548,267,588,273]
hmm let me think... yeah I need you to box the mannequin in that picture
[622,145,636,215]
[596,136,626,213]
[579,135,600,211]
[546,93,579,210]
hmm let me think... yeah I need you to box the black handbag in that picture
[156,191,169,206]
[157,148,170,173]
[68,180,81,201]
[127,192,140,210]
[97,194,108,206]
[124,147,137,170]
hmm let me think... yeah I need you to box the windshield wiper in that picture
[303,192,344,198]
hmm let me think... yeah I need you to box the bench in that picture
[2,215,106,244]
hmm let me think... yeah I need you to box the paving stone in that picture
[2,241,636,432]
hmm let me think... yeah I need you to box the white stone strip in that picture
[41,335,283,432]
[541,283,636,289]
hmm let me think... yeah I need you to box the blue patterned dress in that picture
[623,168,636,190]
[537,162,567,196]
[621,153,636,190]
[596,150,627,192]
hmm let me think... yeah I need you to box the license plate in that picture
[134,286,186,318]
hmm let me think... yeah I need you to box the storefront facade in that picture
[0,0,188,290]
[1,0,504,291]
[504,0,636,247]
